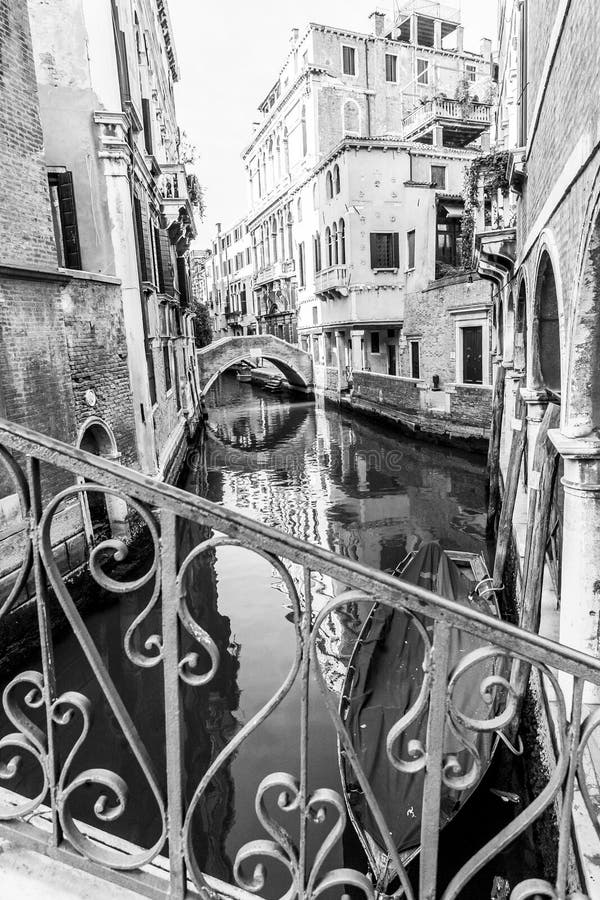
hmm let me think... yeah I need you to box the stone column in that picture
[94,112,157,474]
[521,387,549,489]
[351,330,364,372]
[549,431,600,701]
[336,331,346,394]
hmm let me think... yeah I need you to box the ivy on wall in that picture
[461,150,511,264]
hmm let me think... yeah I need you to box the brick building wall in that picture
[0,0,57,269]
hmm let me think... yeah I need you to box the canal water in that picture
[1,373,540,896]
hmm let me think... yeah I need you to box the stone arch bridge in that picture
[197,335,314,396]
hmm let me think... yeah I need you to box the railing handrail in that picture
[2,415,600,683]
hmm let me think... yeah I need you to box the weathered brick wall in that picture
[353,371,421,413]
[451,384,493,425]
[0,0,57,269]
[63,277,137,467]
[401,275,493,390]
[525,1,600,229]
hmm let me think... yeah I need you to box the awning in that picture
[439,200,464,219]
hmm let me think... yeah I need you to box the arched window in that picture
[301,105,307,157]
[278,212,285,260]
[334,164,341,194]
[264,222,271,265]
[338,218,346,264]
[332,222,338,265]
[343,100,360,135]
[297,197,303,222]
[313,182,318,210]
[325,226,332,267]
[314,233,322,273]
[326,171,333,200]
[272,216,279,263]
[276,136,281,180]
[283,127,290,174]
[287,211,294,259]
[534,251,561,393]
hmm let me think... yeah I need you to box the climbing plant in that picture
[461,150,511,265]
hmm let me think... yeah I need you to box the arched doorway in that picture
[76,420,127,547]
[533,251,561,395]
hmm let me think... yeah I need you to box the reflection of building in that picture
[234,4,494,434]
[204,221,257,338]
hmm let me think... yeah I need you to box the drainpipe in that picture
[364,38,372,137]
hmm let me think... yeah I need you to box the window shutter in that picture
[370,233,378,268]
[142,98,153,155]
[392,233,400,268]
[133,197,148,281]
[56,172,82,270]
[158,230,175,294]
[177,257,189,308]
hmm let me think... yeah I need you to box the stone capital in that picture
[549,429,600,494]
[520,387,550,423]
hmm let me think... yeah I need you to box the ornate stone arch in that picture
[530,230,565,397]
[342,99,361,135]
[565,173,600,436]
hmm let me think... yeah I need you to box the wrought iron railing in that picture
[0,416,598,899]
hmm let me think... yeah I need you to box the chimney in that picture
[456,25,464,52]
[370,10,386,37]
[480,38,492,60]
[290,27,299,44]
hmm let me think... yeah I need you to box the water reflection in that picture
[1,372,493,895]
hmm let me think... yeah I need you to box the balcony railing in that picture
[314,265,349,296]
[402,99,491,138]
[253,258,295,287]
[0,416,598,898]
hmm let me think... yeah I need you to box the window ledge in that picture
[372,268,399,274]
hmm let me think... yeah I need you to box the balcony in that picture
[314,265,350,299]
[159,163,197,243]
[253,258,295,287]
[402,99,491,148]
[0,416,598,898]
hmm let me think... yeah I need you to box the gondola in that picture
[338,542,502,892]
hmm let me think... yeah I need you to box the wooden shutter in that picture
[177,257,189,307]
[370,233,378,268]
[154,227,165,291]
[133,197,148,281]
[392,233,400,268]
[111,0,131,106]
[142,98,153,155]
[56,172,82,270]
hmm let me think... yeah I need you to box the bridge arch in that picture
[197,335,314,397]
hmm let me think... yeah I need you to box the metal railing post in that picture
[161,508,186,898]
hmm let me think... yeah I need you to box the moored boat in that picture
[339,542,502,891]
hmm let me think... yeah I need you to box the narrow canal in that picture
[2,372,541,896]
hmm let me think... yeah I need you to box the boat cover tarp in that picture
[342,542,498,857]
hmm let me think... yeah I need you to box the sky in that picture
[168,0,499,246]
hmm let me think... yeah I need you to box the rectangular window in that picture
[370,232,400,270]
[370,332,380,354]
[246,248,251,265]
[431,166,446,189]
[312,306,318,325]
[407,230,416,270]
[141,98,153,155]
[48,172,82,270]
[466,64,477,83]
[163,343,172,392]
[436,209,462,269]
[133,195,148,282]
[342,45,356,76]
[461,326,483,384]
[410,341,420,379]
[298,242,305,287]
[177,257,189,307]
[416,58,429,85]
[385,54,398,82]
[153,226,165,291]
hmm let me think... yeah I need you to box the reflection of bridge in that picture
[197,335,314,395]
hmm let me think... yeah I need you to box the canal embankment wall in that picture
[313,364,492,453]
